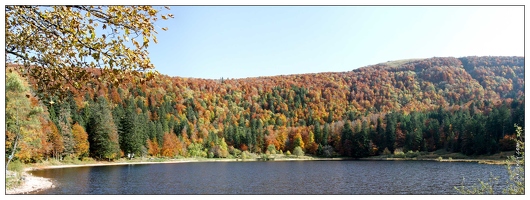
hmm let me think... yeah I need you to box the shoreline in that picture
[23,157,350,171]
[6,159,200,195]
[5,155,509,194]
[5,171,54,195]
[358,157,510,165]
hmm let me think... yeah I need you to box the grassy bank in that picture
[361,150,516,165]
[5,160,25,190]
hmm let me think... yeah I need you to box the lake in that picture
[29,160,510,195]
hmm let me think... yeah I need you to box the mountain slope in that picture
[7,56,525,162]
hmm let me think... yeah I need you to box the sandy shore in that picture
[5,171,54,195]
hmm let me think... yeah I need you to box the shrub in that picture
[382,147,392,156]
[229,146,241,158]
[62,155,81,164]
[267,144,277,155]
[393,148,405,158]
[47,158,62,165]
[405,150,420,158]
[241,151,251,160]
[217,148,229,158]
[81,157,95,162]
[188,143,207,158]
[503,125,525,194]
[7,160,24,173]
[293,146,304,157]
[6,160,25,190]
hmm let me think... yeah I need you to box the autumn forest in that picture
[5,56,525,163]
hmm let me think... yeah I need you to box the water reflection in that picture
[30,160,509,195]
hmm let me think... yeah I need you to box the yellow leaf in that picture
[6,5,164,99]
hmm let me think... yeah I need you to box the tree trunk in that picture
[6,135,20,170]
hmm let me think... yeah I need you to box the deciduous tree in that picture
[72,123,89,158]
[5,71,45,166]
[147,138,159,157]
[161,132,178,158]
[48,121,64,160]
[5,6,173,98]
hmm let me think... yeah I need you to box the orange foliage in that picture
[16,56,524,161]
[306,142,319,155]
[499,134,517,151]
[147,138,159,156]
[48,121,64,159]
[240,144,248,151]
[38,117,53,159]
[161,132,183,157]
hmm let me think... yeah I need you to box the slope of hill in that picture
[5,56,525,162]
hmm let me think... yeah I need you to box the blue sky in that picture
[147,5,524,79]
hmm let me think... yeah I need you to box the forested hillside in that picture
[5,56,524,162]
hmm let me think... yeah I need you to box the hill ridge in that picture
[6,55,524,163]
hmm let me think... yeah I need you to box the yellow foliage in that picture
[72,123,89,157]
[6,6,173,98]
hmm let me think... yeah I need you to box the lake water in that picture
[29,160,510,195]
